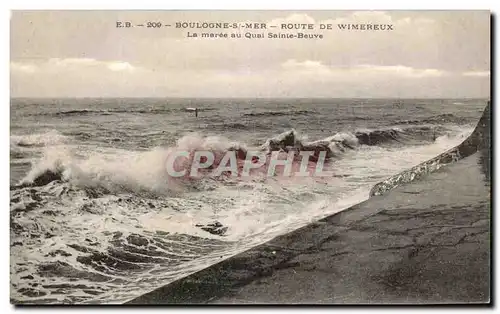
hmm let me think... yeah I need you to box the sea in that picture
[10,98,487,304]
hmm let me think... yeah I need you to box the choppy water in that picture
[10,98,486,304]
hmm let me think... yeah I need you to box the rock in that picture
[20,275,34,280]
[127,234,149,247]
[32,170,62,187]
[195,221,228,236]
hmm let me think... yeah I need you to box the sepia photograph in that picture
[10,10,491,305]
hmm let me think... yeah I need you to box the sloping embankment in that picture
[127,101,491,304]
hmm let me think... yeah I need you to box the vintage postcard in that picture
[10,10,491,305]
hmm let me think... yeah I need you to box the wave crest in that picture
[16,125,445,194]
[11,130,69,148]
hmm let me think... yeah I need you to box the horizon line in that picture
[10,96,490,100]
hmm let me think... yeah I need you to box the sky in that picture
[10,10,491,98]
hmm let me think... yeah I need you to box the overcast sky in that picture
[10,10,490,98]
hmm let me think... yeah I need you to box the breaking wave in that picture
[11,130,69,148]
[394,113,470,125]
[14,125,448,197]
